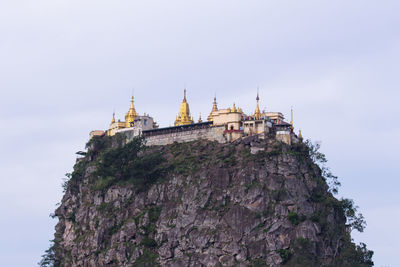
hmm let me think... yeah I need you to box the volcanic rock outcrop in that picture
[45,135,373,266]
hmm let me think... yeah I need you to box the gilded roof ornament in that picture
[232,103,237,112]
[254,91,261,119]
[207,95,218,121]
[125,95,139,127]
[111,111,116,124]
[174,89,194,126]
[290,107,294,131]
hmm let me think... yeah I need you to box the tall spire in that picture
[111,111,115,124]
[232,103,237,112]
[125,95,139,127]
[208,94,219,121]
[298,129,303,140]
[174,89,194,126]
[290,107,294,131]
[254,90,261,119]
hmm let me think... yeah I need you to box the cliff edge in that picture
[41,135,373,266]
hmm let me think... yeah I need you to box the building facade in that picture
[90,89,301,146]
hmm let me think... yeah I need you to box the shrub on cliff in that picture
[93,136,167,193]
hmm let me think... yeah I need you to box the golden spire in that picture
[111,111,115,124]
[232,103,237,112]
[290,107,294,131]
[130,96,137,113]
[125,95,139,127]
[254,91,261,119]
[298,129,303,139]
[198,113,202,123]
[207,95,218,121]
[174,89,194,126]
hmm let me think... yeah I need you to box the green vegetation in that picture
[292,140,367,234]
[85,134,124,158]
[303,140,340,195]
[92,136,167,193]
[148,206,162,224]
[334,241,374,267]
[167,141,206,175]
[141,237,158,248]
[310,211,322,223]
[38,240,56,267]
[245,181,259,193]
[61,157,88,195]
[283,238,316,266]
[132,248,159,266]
[277,249,292,264]
[271,187,286,201]
[39,229,66,267]
[97,202,112,213]
[249,258,269,267]
[287,211,300,226]
[128,205,162,264]
[339,198,366,233]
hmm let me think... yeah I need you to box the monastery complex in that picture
[89,90,302,146]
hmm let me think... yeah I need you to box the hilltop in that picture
[40,135,373,266]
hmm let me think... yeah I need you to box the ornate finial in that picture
[232,103,237,112]
[131,88,135,105]
[130,95,135,111]
[256,86,260,100]
[290,107,294,131]
[125,94,138,127]
[213,95,218,109]
[298,129,303,140]
[254,90,261,119]
[111,110,115,123]
[208,94,218,121]
[183,88,187,102]
[198,113,202,123]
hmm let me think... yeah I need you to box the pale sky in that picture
[0,1,399,266]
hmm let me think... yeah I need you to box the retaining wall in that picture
[120,125,227,146]
[145,126,226,146]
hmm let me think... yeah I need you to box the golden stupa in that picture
[125,96,139,127]
[207,96,218,121]
[174,89,194,126]
[254,92,261,119]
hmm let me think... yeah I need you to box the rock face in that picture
[50,136,369,266]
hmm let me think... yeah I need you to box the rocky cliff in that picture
[42,135,373,266]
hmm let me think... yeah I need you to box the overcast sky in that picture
[0,1,399,266]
